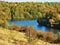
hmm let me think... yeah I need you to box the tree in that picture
[10,5,15,21]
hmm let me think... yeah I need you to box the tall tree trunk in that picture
[10,6,15,21]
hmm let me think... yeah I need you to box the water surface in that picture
[8,20,60,33]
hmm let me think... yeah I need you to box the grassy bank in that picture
[0,27,60,45]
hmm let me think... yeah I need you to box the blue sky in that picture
[4,0,60,2]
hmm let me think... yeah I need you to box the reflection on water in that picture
[8,20,60,33]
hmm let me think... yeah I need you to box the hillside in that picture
[0,27,28,45]
[0,27,59,45]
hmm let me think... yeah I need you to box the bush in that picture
[3,20,8,28]
[37,32,57,43]
[37,31,44,39]
[58,32,60,42]
[0,20,4,26]
[43,32,57,43]
[0,20,8,28]
[8,25,20,30]
[18,26,38,42]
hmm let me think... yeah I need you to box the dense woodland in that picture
[0,2,60,20]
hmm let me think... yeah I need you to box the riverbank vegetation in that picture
[8,25,60,44]
[37,9,60,29]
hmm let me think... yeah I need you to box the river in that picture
[8,20,60,33]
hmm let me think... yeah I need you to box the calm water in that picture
[8,20,60,32]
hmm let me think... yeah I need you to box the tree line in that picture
[0,2,60,21]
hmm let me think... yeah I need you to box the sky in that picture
[2,0,60,2]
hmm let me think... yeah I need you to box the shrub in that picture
[8,25,20,30]
[58,32,60,42]
[0,20,8,28]
[43,32,57,43]
[18,26,38,42]
[3,20,8,28]
[37,31,44,39]
[0,20,4,26]
[37,32,57,43]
